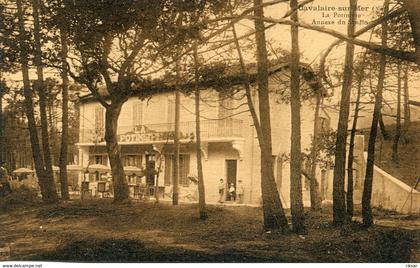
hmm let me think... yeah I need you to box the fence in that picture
[80,118,243,144]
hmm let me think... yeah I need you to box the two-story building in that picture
[76,64,334,206]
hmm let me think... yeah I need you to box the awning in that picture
[12,168,35,174]
[86,164,110,173]
[124,166,144,176]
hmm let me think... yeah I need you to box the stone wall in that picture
[353,135,420,214]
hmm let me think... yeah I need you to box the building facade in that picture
[76,69,334,206]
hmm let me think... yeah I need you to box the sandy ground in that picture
[0,198,418,263]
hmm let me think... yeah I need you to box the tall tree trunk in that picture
[173,60,181,205]
[154,150,161,203]
[253,0,290,231]
[309,92,322,211]
[193,45,207,220]
[59,30,70,200]
[392,61,402,162]
[32,0,58,202]
[47,98,55,164]
[332,0,357,226]
[347,39,372,219]
[404,0,420,66]
[231,23,288,231]
[289,0,306,234]
[0,81,5,164]
[105,101,129,203]
[16,0,56,202]
[347,67,363,219]
[403,65,410,135]
[362,0,389,227]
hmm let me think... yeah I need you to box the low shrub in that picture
[0,185,40,211]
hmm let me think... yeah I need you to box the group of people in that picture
[218,178,244,203]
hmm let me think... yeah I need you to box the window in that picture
[164,155,172,186]
[179,155,190,186]
[164,154,190,187]
[89,154,107,165]
[94,106,105,132]
[88,154,107,182]
[124,155,142,168]
[132,101,143,127]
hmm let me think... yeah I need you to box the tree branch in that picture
[98,34,114,95]
[408,100,420,106]
[118,34,146,82]
[319,7,407,86]
[140,0,313,76]
[243,15,416,63]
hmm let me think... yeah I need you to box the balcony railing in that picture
[79,118,243,144]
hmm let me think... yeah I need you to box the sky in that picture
[260,0,420,110]
[3,0,420,108]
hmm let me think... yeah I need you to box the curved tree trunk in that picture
[347,71,363,219]
[332,0,357,226]
[59,30,70,200]
[378,112,390,140]
[347,39,372,219]
[253,0,290,231]
[362,0,389,227]
[105,101,129,203]
[16,0,55,203]
[231,23,288,231]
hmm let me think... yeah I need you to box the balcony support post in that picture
[232,140,245,161]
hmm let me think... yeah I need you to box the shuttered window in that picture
[132,101,143,127]
[164,154,190,187]
[164,155,172,186]
[94,106,105,132]
[89,154,107,165]
[123,155,142,168]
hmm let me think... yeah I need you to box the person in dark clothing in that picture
[0,163,11,196]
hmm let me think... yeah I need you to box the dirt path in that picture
[0,200,418,262]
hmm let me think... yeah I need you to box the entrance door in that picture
[226,160,237,201]
[145,154,156,186]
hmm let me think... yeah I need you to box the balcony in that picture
[78,118,244,145]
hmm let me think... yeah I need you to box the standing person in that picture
[237,179,245,204]
[228,183,236,201]
[218,178,225,203]
[0,162,11,196]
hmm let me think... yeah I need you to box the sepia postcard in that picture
[0,0,418,266]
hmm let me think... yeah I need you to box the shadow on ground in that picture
[1,199,417,262]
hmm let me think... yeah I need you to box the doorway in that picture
[145,154,156,186]
[226,160,237,201]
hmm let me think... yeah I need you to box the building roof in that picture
[77,61,325,104]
